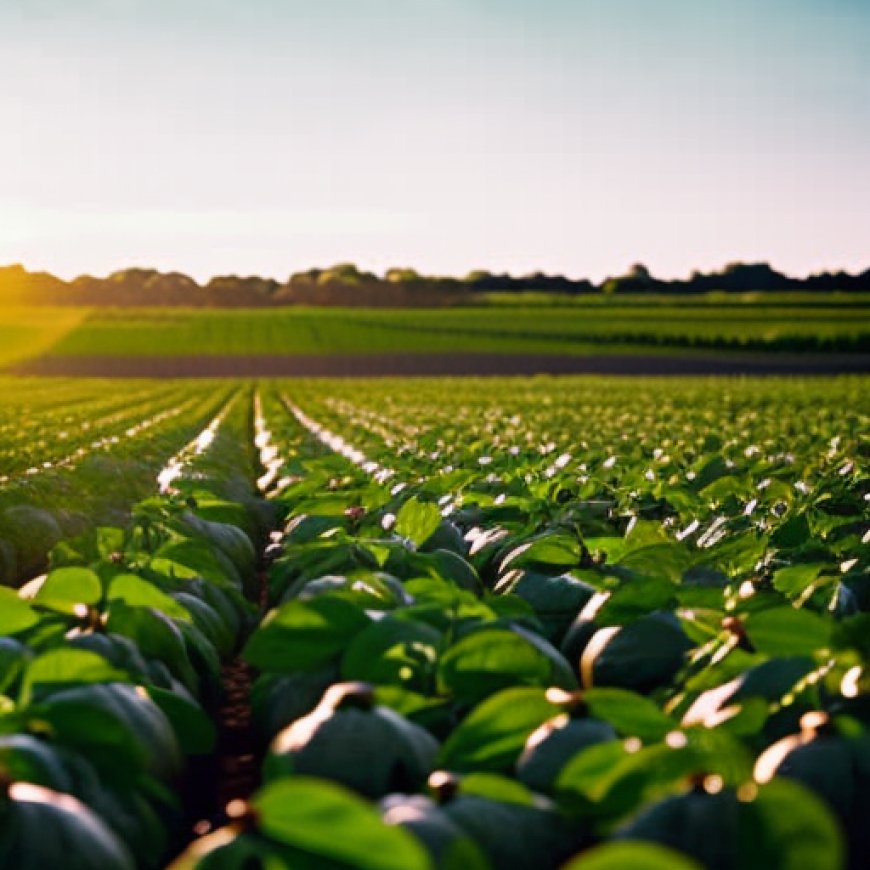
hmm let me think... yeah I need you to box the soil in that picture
[11,352,870,378]
[182,572,267,846]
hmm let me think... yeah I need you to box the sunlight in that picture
[0,306,90,369]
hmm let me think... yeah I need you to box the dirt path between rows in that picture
[10,352,870,378]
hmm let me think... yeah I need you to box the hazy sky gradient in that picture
[2,0,868,281]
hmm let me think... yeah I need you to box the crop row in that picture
[0,376,867,869]
[0,393,277,867]
[0,385,239,587]
[168,380,868,869]
[36,304,870,360]
[0,381,191,477]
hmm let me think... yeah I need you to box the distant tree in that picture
[206,276,279,306]
[385,268,421,283]
[316,264,377,286]
[464,270,493,284]
[600,263,658,294]
[288,268,323,285]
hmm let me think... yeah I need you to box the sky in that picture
[1,0,868,282]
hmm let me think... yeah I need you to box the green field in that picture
[1,373,868,868]
[1,294,868,366]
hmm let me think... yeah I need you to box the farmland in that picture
[2,295,869,376]
[0,372,867,868]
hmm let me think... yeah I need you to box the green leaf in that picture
[48,526,126,568]
[557,728,753,821]
[595,578,676,625]
[21,650,128,706]
[438,628,554,703]
[395,498,442,548]
[563,842,702,870]
[500,534,581,571]
[341,615,441,690]
[251,777,431,870]
[107,573,192,621]
[244,595,371,673]
[150,539,240,590]
[691,454,731,492]
[438,687,561,772]
[554,740,635,814]
[584,537,627,563]
[583,689,675,742]
[744,607,832,657]
[105,602,199,694]
[459,773,537,807]
[771,563,826,597]
[741,779,845,870]
[617,543,691,583]
[0,639,29,694]
[703,532,768,576]
[0,589,39,635]
[34,567,102,611]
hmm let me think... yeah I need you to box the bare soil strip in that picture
[183,572,268,847]
[11,352,870,378]
[213,657,259,812]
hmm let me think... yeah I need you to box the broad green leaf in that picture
[438,687,561,772]
[771,563,826,597]
[744,607,832,657]
[106,602,199,694]
[34,567,102,610]
[341,615,441,690]
[107,573,192,621]
[583,689,675,742]
[48,526,126,568]
[244,595,371,672]
[395,498,442,548]
[21,649,128,705]
[251,777,431,870]
[438,628,555,703]
[563,842,702,870]
[0,589,39,635]
[459,773,537,807]
[500,534,581,571]
[0,639,29,694]
[595,577,676,625]
[740,779,844,870]
[617,543,691,582]
[691,454,730,492]
[703,532,768,576]
[150,539,240,590]
[584,537,627,563]
[556,725,750,821]
[624,520,670,549]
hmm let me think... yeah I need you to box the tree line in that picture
[1,261,868,307]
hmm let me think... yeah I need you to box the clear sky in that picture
[1,0,867,282]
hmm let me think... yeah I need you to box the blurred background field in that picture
[1,294,867,369]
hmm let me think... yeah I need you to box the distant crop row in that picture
[6,302,867,364]
[0,375,867,869]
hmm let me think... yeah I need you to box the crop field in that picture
[2,295,869,374]
[0,372,867,869]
